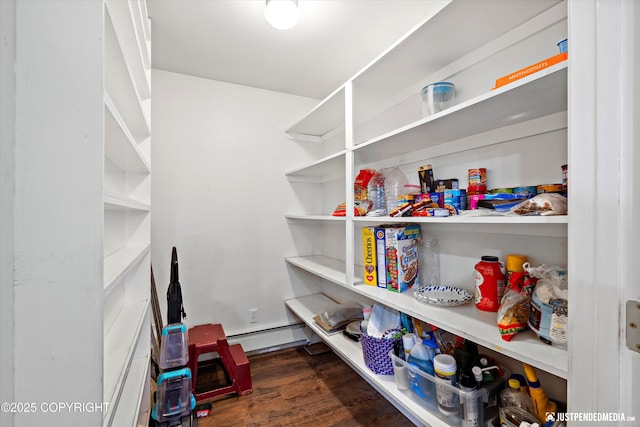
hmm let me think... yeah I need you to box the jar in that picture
[474,256,505,312]
[419,238,440,287]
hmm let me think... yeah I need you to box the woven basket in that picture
[360,327,402,375]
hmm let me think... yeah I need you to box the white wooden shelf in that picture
[106,354,149,427]
[349,284,568,379]
[105,0,150,100]
[285,255,362,287]
[105,94,150,173]
[285,150,347,182]
[354,63,567,164]
[104,191,150,211]
[285,293,448,427]
[103,300,150,426]
[285,255,567,379]
[104,243,151,293]
[105,6,150,142]
[286,86,345,142]
[351,0,563,115]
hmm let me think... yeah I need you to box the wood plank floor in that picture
[195,345,412,427]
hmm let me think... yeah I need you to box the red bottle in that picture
[474,256,505,312]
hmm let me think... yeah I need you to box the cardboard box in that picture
[435,179,459,192]
[374,226,388,289]
[362,227,377,286]
[444,189,467,215]
[384,224,421,293]
[418,165,435,194]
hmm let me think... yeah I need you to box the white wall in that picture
[151,70,322,350]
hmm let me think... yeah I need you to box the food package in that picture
[510,193,567,215]
[497,270,536,341]
[332,169,376,216]
[525,263,568,346]
[383,224,421,293]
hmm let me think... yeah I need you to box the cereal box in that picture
[384,224,421,293]
[374,226,389,288]
[362,227,377,286]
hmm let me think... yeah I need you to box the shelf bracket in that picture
[626,300,640,353]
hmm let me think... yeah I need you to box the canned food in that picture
[468,168,487,194]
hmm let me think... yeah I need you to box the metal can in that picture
[474,256,505,312]
[468,168,487,194]
[561,164,568,193]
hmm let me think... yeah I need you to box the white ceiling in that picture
[147,0,447,100]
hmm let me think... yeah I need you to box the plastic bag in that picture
[510,193,567,216]
[525,263,568,346]
[497,270,533,341]
[318,301,365,328]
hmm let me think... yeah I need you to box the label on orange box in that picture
[494,53,568,89]
[362,227,377,286]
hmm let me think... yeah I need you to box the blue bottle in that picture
[406,338,437,406]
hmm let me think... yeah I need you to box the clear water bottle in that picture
[382,167,408,214]
[367,171,386,216]
[419,238,440,287]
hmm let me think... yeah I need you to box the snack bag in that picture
[497,270,535,341]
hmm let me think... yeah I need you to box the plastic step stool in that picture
[187,324,252,402]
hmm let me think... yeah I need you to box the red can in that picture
[474,256,505,312]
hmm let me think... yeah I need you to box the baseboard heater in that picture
[226,322,310,356]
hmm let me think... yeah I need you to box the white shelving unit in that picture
[284,1,569,425]
[103,0,151,425]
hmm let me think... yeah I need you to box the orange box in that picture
[493,53,568,89]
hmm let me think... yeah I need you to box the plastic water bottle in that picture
[419,238,440,287]
[382,167,408,215]
[500,378,535,414]
[406,338,436,405]
[367,171,386,216]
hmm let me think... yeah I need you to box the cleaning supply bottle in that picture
[500,379,535,414]
[522,363,557,423]
[459,370,481,427]
[406,338,436,405]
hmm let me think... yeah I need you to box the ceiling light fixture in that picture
[264,0,300,30]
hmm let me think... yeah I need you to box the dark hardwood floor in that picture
[195,345,412,427]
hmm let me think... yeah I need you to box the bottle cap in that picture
[508,378,521,389]
[506,254,528,272]
[434,354,457,376]
[402,333,416,352]
[472,366,483,382]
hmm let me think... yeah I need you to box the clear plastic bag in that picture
[510,193,567,216]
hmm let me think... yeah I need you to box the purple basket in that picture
[360,327,403,375]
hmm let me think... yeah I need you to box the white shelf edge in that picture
[353,214,568,225]
[106,354,150,427]
[285,293,449,427]
[103,300,150,424]
[105,93,151,173]
[286,214,345,221]
[356,61,568,152]
[104,191,150,211]
[104,243,151,294]
[285,257,568,379]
